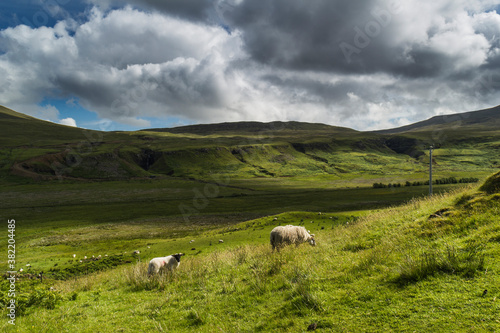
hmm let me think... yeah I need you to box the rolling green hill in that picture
[1,104,499,184]
[145,120,357,136]
[376,105,500,134]
[0,106,108,147]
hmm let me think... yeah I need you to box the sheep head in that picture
[172,253,185,262]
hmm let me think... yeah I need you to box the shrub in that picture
[375,177,479,189]
[19,286,63,315]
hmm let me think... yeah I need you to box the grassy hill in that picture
[145,120,357,136]
[1,172,499,332]
[1,105,499,184]
[377,105,500,134]
[0,105,108,147]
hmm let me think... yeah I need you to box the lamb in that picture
[270,225,316,251]
[148,253,185,275]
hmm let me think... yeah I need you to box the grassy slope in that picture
[0,106,110,147]
[376,105,500,134]
[1,105,498,185]
[0,177,465,274]
[1,176,499,332]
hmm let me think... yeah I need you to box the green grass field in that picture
[1,175,499,332]
[1,106,500,331]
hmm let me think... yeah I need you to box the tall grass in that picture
[125,262,177,291]
[395,243,486,286]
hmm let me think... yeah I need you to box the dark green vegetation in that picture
[1,105,500,331]
[373,176,480,188]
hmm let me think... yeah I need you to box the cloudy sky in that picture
[1,0,499,131]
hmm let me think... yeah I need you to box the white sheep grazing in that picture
[148,253,185,275]
[270,225,316,251]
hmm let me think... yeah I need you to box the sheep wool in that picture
[270,225,316,251]
[148,253,185,275]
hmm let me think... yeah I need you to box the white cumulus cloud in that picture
[0,1,499,130]
[59,117,77,127]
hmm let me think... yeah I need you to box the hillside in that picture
[2,171,499,332]
[0,105,499,184]
[145,120,357,136]
[377,105,500,134]
[0,105,111,147]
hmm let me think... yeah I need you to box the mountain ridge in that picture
[1,104,499,135]
[375,105,500,134]
[1,104,499,183]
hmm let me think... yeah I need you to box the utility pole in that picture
[429,146,433,196]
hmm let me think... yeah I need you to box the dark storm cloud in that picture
[226,0,498,81]
[92,0,399,74]
[53,72,121,110]
[112,0,489,81]
[86,0,500,81]
[227,0,382,72]
[1,1,499,130]
[261,73,362,105]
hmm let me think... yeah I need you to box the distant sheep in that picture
[219,239,224,243]
[148,253,185,275]
[270,225,316,251]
